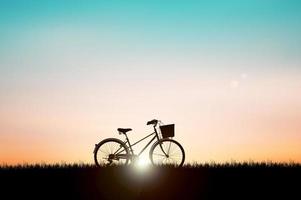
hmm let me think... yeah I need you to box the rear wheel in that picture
[149,138,185,167]
[94,138,129,167]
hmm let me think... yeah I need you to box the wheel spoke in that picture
[99,149,108,154]
[169,143,176,155]
[153,153,166,157]
[108,143,113,153]
[104,143,110,154]
[167,141,171,154]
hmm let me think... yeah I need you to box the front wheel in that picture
[149,138,185,167]
[94,138,130,167]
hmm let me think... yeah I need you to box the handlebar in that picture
[147,119,158,126]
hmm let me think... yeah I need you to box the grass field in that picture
[1,163,300,200]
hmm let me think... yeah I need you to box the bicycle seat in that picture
[117,128,132,134]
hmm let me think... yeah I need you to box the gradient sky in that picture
[1,0,301,164]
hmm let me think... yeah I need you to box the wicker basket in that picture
[159,124,175,138]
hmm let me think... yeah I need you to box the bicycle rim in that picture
[151,139,185,166]
[95,140,128,166]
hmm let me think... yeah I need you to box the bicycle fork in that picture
[159,141,170,157]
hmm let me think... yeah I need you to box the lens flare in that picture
[136,157,150,169]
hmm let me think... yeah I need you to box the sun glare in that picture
[136,157,150,169]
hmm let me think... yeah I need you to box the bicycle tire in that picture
[94,138,130,167]
[149,138,185,167]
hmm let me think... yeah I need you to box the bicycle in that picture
[93,119,185,167]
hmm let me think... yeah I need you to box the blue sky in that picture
[1,0,301,84]
[1,0,301,82]
[1,0,301,54]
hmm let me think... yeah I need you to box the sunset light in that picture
[136,157,150,169]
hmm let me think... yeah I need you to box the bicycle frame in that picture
[115,126,161,157]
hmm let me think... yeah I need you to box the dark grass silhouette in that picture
[1,163,300,200]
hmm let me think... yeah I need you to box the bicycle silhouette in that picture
[93,119,185,167]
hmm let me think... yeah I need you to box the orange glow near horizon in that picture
[1,74,301,165]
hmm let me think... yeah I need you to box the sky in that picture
[1,0,301,164]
